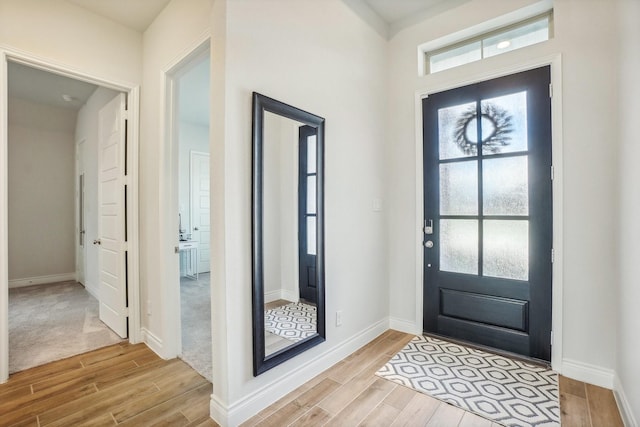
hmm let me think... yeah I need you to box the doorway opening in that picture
[422,66,553,362]
[1,52,140,382]
[169,49,212,381]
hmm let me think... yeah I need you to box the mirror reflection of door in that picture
[263,112,318,357]
[298,126,317,304]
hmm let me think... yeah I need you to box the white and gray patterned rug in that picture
[265,302,316,343]
[376,335,560,427]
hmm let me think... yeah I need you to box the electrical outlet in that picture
[336,310,343,327]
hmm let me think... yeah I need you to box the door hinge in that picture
[549,83,553,98]
[551,165,555,181]
[122,307,129,316]
[551,248,555,263]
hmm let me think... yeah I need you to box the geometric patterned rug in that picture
[376,335,560,427]
[264,302,317,343]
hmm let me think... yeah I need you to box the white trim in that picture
[159,32,211,361]
[614,374,638,427]
[127,86,142,345]
[0,51,8,384]
[562,358,614,389]
[8,273,77,289]
[413,54,564,371]
[0,47,142,382]
[210,318,390,427]
[141,327,164,358]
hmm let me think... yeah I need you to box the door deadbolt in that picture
[424,240,434,248]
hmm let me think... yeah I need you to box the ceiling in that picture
[66,0,171,32]
[345,0,471,38]
[63,0,466,38]
[8,62,98,111]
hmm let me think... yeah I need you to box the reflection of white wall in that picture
[263,112,299,303]
[8,98,77,284]
[178,122,209,233]
[75,87,120,297]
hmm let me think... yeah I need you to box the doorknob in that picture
[93,239,101,245]
[193,227,199,231]
[424,240,434,248]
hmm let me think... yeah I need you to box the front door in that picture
[423,66,553,361]
[98,93,128,339]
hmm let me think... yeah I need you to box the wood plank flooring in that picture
[0,330,625,427]
[0,342,216,427]
[243,330,625,427]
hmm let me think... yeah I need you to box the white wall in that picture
[210,0,388,424]
[139,0,212,353]
[616,0,640,423]
[262,112,299,302]
[386,0,619,385]
[178,121,209,234]
[75,87,120,296]
[7,98,76,282]
[0,0,142,85]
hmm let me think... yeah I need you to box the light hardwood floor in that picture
[0,342,216,426]
[0,330,624,427]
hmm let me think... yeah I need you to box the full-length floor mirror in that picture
[251,92,325,375]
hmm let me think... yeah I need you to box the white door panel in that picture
[191,152,210,274]
[98,93,128,338]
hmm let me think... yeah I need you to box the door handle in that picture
[93,239,101,245]
[424,240,434,248]
[193,227,199,231]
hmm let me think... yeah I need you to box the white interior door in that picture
[190,151,210,274]
[98,93,128,338]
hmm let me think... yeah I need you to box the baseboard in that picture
[264,290,280,303]
[141,328,164,358]
[210,318,390,427]
[264,290,298,304]
[9,273,76,288]
[561,358,614,389]
[389,316,421,335]
[614,374,638,427]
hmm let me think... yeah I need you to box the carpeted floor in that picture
[9,281,123,373]
[180,273,212,382]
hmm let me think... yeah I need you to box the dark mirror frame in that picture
[252,92,326,376]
